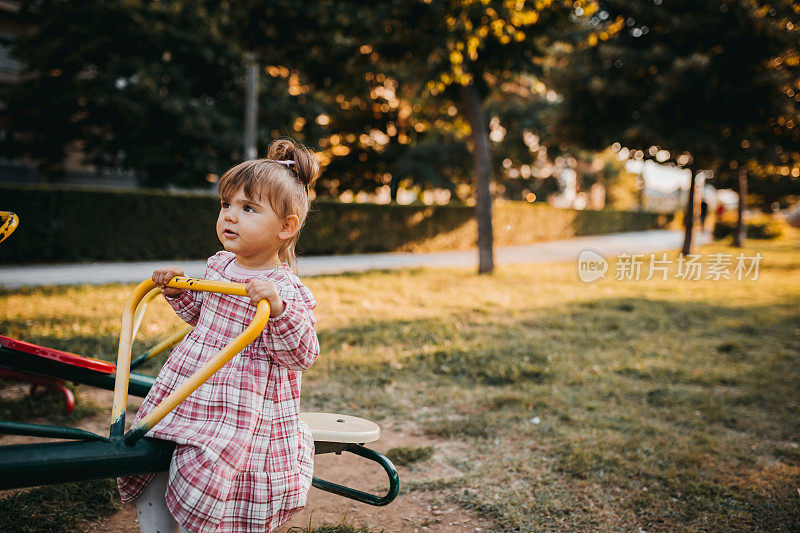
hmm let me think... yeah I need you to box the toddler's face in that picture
[216,188,285,267]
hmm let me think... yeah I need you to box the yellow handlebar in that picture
[111,277,270,440]
[0,211,19,245]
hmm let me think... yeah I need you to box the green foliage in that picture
[598,149,641,210]
[2,0,574,201]
[713,213,789,240]
[231,0,578,271]
[385,446,436,466]
[0,478,120,532]
[3,0,321,187]
[551,0,800,171]
[0,185,670,264]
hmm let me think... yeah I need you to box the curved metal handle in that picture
[111,277,270,440]
[0,211,19,245]
[130,325,193,370]
[312,444,400,506]
[131,288,162,343]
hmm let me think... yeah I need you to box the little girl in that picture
[118,138,321,533]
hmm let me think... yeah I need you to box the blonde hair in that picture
[218,139,320,270]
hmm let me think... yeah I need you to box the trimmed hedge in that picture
[0,185,673,264]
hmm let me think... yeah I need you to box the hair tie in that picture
[265,158,308,189]
[265,159,296,168]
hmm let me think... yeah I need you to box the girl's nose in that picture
[224,211,237,222]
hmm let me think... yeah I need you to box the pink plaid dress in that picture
[117,251,319,533]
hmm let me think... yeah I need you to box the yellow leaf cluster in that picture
[434,0,557,91]
[511,11,539,25]
[606,16,625,37]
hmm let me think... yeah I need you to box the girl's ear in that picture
[279,214,300,240]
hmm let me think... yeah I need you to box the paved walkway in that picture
[0,229,711,289]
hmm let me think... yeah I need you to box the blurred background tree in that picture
[3,0,323,186]
[549,0,800,252]
[2,0,797,260]
[230,0,574,273]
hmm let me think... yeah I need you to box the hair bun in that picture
[266,138,319,193]
[266,139,295,162]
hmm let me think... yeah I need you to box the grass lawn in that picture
[1,236,799,531]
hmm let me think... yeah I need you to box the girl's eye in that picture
[244,205,256,213]
[220,202,230,209]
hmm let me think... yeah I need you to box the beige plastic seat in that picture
[300,412,380,444]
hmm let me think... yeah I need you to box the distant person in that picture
[118,138,321,533]
[700,200,709,229]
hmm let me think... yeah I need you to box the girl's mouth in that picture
[223,229,238,238]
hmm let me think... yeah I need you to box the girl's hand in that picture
[153,266,185,297]
[246,279,285,317]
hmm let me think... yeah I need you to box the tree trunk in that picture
[681,165,697,255]
[637,181,645,211]
[459,82,494,274]
[244,53,259,160]
[733,165,748,248]
[389,173,400,203]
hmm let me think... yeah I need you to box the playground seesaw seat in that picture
[0,211,399,506]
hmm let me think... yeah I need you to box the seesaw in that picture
[0,211,399,506]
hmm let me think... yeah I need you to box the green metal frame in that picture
[0,421,108,442]
[0,437,176,490]
[312,443,400,506]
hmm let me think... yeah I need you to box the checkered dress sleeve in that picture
[164,289,204,326]
[262,299,319,370]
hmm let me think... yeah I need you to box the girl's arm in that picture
[260,297,320,371]
[164,290,204,326]
[153,265,204,326]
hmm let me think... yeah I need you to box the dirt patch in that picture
[278,489,492,533]
[93,501,138,533]
[277,424,492,532]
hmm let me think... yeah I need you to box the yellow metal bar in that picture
[132,288,162,342]
[112,276,269,440]
[139,326,193,363]
[167,276,250,296]
[0,211,19,244]
[111,280,159,434]
[126,299,269,441]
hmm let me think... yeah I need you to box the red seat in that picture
[0,335,116,374]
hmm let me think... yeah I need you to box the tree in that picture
[700,1,800,247]
[4,0,321,186]
[549,0,800,253]
[231,0,573,273]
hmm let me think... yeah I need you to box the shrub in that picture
[713,213,789,240]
